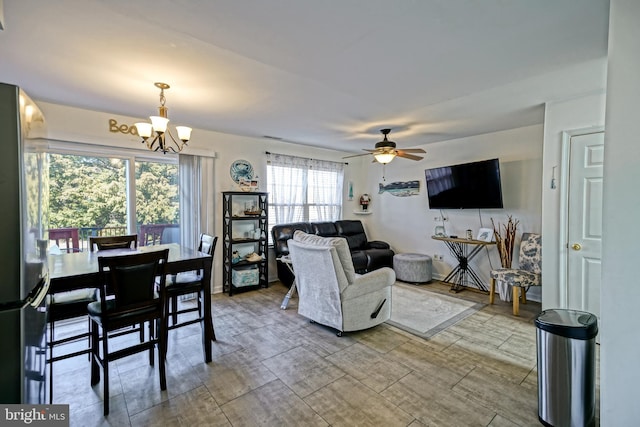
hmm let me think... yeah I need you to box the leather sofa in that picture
[271,219,394,287]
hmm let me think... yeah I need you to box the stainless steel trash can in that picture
[535,309,598,427]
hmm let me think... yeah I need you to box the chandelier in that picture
[135,82,192,154]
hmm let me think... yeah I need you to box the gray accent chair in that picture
[288,231,395,335]
[489,232,542,315]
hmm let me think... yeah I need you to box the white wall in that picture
[601,0,640,424]
[359,124,544,300]
[37,101,353,293]
[541,92,607,310]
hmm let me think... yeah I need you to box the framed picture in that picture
[476,228,494,242]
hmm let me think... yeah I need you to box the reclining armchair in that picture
[272,219,394,287]
[288,231,395,335]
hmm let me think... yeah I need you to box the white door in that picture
[566,132,604,319]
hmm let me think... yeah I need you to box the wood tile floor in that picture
[51,281,600,426]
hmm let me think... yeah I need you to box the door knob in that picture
[571,243,582,251]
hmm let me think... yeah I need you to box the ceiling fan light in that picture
[374,152,396,164]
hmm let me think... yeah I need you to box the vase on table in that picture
[491,215,519,302]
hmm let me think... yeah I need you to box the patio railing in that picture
[47,224,179,252]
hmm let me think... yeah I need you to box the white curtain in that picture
[178,154,215,252]
[267,153,344,225]
[267,153,306,224]
[308,158,344,221]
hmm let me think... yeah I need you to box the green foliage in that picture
[48,154,178,229]
[135,161,179,225]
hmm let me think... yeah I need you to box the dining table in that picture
[47,243,215,363]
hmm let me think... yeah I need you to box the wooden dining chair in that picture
[88,249,169,415]
[47,284,99,403]
[48,227,81,253]
[166,234,217,340]
[89,234,138,252]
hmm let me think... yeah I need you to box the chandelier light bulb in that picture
[150,116,169,134]
[176,126,192,142]
[135,122,152,139]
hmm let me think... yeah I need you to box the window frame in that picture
[45,140,178,237]
[266,155,344,244]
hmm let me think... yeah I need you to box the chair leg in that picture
[90,321,100,386]
[158,317,167,391]
[101,326,110,416]
[171,296,178,325]
[48,321,54,404]
[149,320,155,366]
[521,288,527,305]
[87,317,92,361]
[489,278,496,304]
[512,286,520,316]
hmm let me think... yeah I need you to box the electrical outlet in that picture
[433,254,443,261]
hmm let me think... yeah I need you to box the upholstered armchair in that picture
[287,231,395,335]
[489,232,542,315]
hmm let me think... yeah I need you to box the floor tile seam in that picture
[451,334,537,367]
[300,373,415,424]
[519,365,538,387]
[452,366,540,416]
[256,343,323,386]
[447,366,511,421]
[351,333,410,355]
[444,341,536,379]
[375,369,414,397]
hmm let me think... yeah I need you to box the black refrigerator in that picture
[0,83,49,403]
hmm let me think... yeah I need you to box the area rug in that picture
[386,282,485,339]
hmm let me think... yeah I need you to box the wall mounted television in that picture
[425,158,504,209]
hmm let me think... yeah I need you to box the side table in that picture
[277,255,297,309]
[432,235,495,293]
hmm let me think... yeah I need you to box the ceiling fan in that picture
[343,129,426,164]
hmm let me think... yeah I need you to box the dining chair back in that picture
[489,232,542,315]
[89,234,138,252]
[166,234,217,339]
[88,249,169,415]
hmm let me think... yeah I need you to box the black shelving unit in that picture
[222,191,269,296]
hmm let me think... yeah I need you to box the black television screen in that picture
[425,158,504,209]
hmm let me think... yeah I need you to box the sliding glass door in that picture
[47,151,179,252]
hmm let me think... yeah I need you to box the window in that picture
[135,160,179,246]
[46,144,180,252]
[267,153,344,242]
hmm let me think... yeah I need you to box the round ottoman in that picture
[393,253,433,283]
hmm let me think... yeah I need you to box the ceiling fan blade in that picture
[342,152,374,159]
[396,151,424,161]
[400,148,426,153]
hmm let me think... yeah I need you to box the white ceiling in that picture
[0,0,609,153]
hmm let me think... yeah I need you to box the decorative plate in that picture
[230,159,254,184]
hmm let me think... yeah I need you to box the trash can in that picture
[535,309,598,427]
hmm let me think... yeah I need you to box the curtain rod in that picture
[265,151,348,165]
